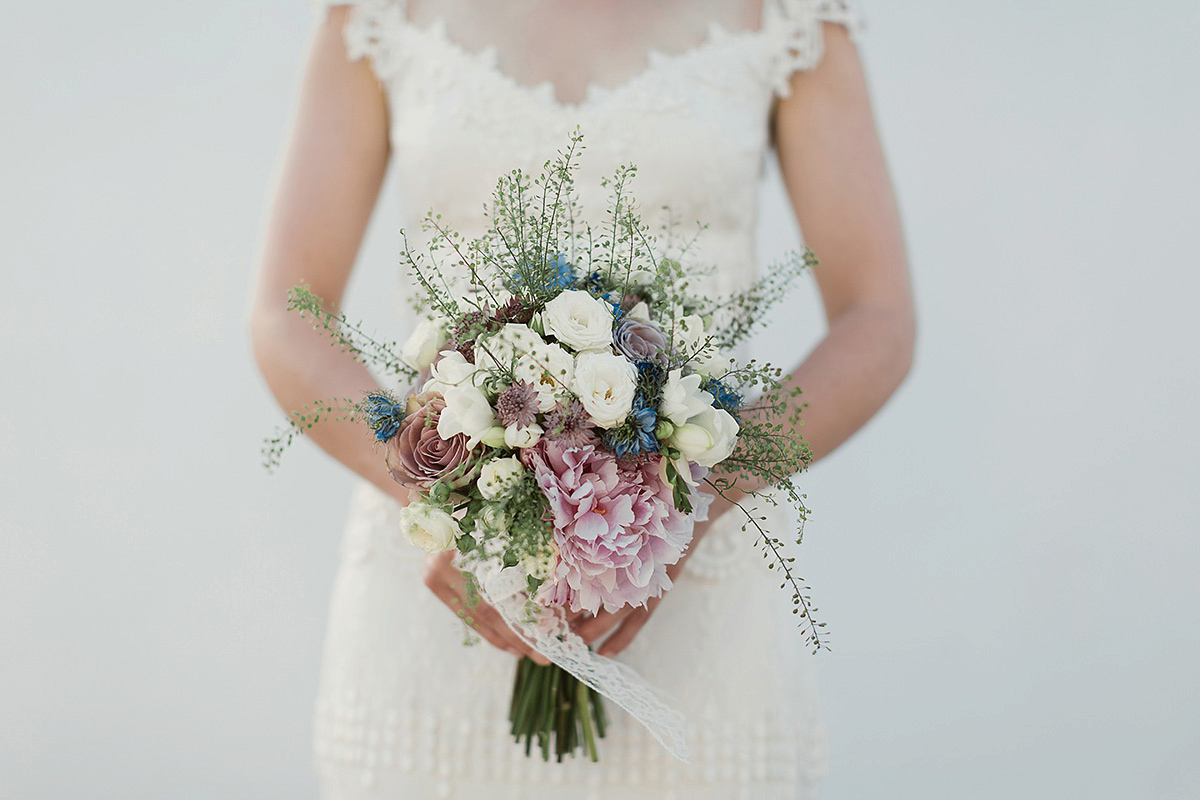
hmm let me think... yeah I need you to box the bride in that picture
[251,1,914,797]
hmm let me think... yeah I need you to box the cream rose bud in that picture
[504,423,544,449]
[401,317,447,372]
[572,351,637,429]
[669,422,713,463]
[670,406,739,468]
[479,505,510,533]
[477,456,525,500]
[480,426,508,449]
[437,385,496,447]
[397,503,459,553]
[542,290,615,352]
[521,541,558,580]
[660,369,714,427]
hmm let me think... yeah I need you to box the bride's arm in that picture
[251,8,399,501]
[702,22,916,521]
[579,23,916,655]
[250,10,547,663]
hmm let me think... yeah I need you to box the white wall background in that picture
[2,1,1198,798]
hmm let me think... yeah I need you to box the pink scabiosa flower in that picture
[494,380,540,429]
[522,441,693,614]
[541,398,597,449]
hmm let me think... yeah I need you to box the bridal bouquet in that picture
[264,133,824,762]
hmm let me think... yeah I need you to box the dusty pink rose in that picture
[522,441,693,614]
[386,391,480,490]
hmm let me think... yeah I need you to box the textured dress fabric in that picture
[308,1,864,797]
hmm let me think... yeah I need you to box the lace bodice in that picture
[309,1,864,796]
[319,0,862,300]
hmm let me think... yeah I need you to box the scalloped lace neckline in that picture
[406,15,769,111]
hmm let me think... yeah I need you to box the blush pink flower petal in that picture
[523,440,692,614]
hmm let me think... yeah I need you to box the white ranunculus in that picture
[572,351,637,429]
[477,456,525,500]
[514,343,574,411]
[659,369,715,427]
[670,406,739,468]
[424,350,481,395]
[437,385,496,447]
[542,290,615,352]
[400,317,447,372]
[504,423,544,449]
[397,503,459,553]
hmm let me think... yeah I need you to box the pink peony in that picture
[386,391,481,490]
[522,441,693,614]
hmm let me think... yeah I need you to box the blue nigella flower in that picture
[513,253,576,294]
[630,399,659,454]
[701,377,744,413]
[600,291,624,320]
[604,394,660,457]
[581,270,607,293]
[361,391,405,442]
[547,253,576,289]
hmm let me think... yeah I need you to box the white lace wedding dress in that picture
[309,1,863,798]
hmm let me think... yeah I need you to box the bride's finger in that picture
[570,606,633,645]
[597,602,657,657]
[422,558,550,664]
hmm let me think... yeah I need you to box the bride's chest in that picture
[367,12,780,233]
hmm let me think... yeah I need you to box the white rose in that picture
[670,406,739,468]
[397,503,459,553]
[514,343,574,411]
[477,456,525,500]
[572,351,637,429]
[542,290,615,352]
[400,317,447,372]
[504,423,544,449]
[437,384,496,447]
[660,369,714,427]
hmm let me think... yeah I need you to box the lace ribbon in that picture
[454,491,713,764]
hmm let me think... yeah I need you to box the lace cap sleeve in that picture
[312,0,408,78]
[763,0,867,96]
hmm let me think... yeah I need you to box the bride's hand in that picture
[423,551,551,665]
[568,516,714,658]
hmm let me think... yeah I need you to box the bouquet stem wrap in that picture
[455,533,704,763]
